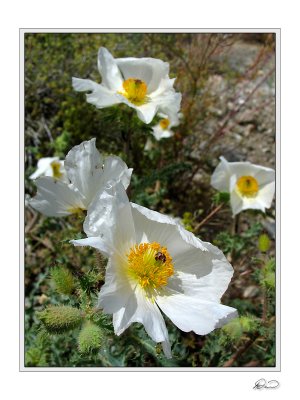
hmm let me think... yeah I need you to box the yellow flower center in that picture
[67,207,86,215]
[121,78,148,106]
[127,242,174,290]
[51,161,63,179]
[236,176,259,197]
[159,118,170,130]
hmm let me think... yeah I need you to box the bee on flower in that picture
[71,183,237,358]
[211,156,275,216]
[29,138,132,217]
[72,47,181,124]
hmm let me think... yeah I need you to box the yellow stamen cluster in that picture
[127,242,174,290]
[67,207,86,215]
[159,118,170,130]
[236,175,259,197]
[51,161,63,179]
[121,78,148,106]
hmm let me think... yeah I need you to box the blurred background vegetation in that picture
[24,32,276,367]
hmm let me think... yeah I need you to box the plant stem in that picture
[194,203,224,233]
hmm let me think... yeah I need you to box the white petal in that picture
[64,138,104,207]
[70,236,112,257]
[98,259,134,313]
[102,156,132,190]
[113,287,171,357]
[254,167,275,186]
[230,188,245,216]
[211,156,232,192]
[258,181,275,208]
[115,57,169,93]
[136,102,159,124]
[29,177,85,217]
[72,77,121,108]
[152,126,174,141]
[151,90,182,121]
[156,293,237,335]
[170,242,234,302]
[83,182,136,254]
[97,47,124,91]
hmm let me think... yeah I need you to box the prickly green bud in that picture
[37,305,83,334]
[258,233,270,253]
[78,321,103,354]
[50,266,75,295]
[222,318,243,340]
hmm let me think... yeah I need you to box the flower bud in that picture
[78,321,103,354]
[50,266,75,295]
[37,305,83,334]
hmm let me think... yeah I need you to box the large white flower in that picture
[29,138,132,217]
[29,157,67,182]
[211,156,275,216]
[71,183,237,358]
[72,47,182,124]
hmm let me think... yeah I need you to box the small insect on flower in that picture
[72,47,182,124]
[71,183,237,359]
[155,252,167,263]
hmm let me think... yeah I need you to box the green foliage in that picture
[261,258,275,289]
[50,266,76,295]
[214,222,263,255]
[213,191,230,205]
[78,321,103,354]
[37,305,83,334]
[25,347,47,367]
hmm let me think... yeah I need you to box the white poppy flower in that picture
[71,183,237,358]
[151,112,181,141]
[29,138,132,217]
[211,157,275,216]
[29,157,67,182]
[72,47,182,124]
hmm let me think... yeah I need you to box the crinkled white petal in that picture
[64,138,104,207]
[115,57,170,93]
[72,77,122,108]
[70,236,112,258]
[97,47,124,91]
[102,156,133,191]
[151,90,182,120]
[169,241,234,302]
[83,182,136,254]
[29,177,85,217]
[112,287,171,358]
[156,293,237,335]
